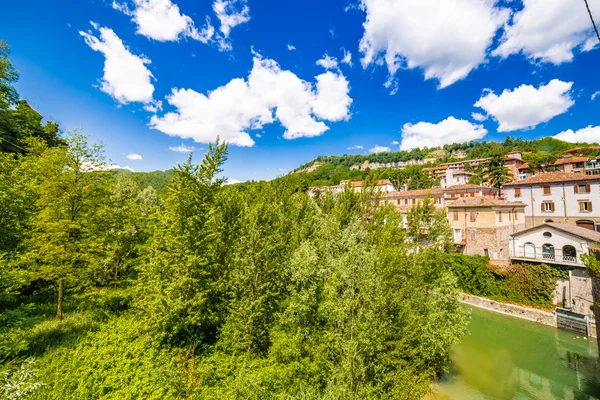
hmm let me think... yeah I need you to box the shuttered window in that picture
[515,187,521,197]
[579,201,593,212]
[541,202,555,212]
[453,211,459,221]
[470,212,476,222]
[575,184,591,193]
[498,211,502,222]
[543,186,551,195]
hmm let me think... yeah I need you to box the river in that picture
[433,306,600,400]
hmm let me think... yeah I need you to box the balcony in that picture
[510,249,583,266]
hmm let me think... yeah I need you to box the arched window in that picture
[576,220,595,231]
[542,244,555,260]
[524,242,536,258]
[544,219,554,223]
[562,245,577,262]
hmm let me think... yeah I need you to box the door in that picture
[524,243,535,258]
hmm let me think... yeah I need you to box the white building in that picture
[510,222,600,316]
[308,179,394,197]
[503,172,600,231]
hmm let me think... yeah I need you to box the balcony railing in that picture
[510,250,582,265]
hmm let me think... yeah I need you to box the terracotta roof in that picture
[447,197,526,208]
[443,184,497,192]
[385,188,443,198]
[504,172,600,186]
[424,166,448,171]
[512,223,600,243]
[554,156,589,165]
[518,163,530,170]
[349,179,392,187]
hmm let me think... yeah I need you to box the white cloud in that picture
[86,162,135,173]
[493,0,600,64]
[471,112,488,122]
[169,144,196,152]
[80,24,155,105]
[126,153,143,160]
[213,0,249,38]
[473,79,574,132]
[347,145,364,150]
[287,44,296,51]
[358,0,509,89]
[592,91,600,101]
[143,100,163,113]
[369,145,391,153]
[554,126,600,143]
[225,178,245,185]
[341,49,352,67]
[316,54,339,70]
[400,117,487,151]
[150,54,352,146]
[391,140,399,145]
[112,0,214,42]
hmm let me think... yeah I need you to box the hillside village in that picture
[303,144,600,326]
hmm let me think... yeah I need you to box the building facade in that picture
[447,198,526,265]
[503,172,600,231]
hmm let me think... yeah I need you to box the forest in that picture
[0,40,475,399]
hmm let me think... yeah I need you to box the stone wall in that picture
[571,268,594,316]
[460,293,557,326]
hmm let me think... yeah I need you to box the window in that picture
[499,248,503,259]
[574,184,591,194]
[579,201,593,212]
[543,231,552,238]
[484,249,489,257]
[470,211,476,222]
[543,185,551,195]
[499,231,503,241]
[470,230,476,240]
[541,202,555,213]
[515,187,521,198]
[453,211,459,221]
[498,211,502,222]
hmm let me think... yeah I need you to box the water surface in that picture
[434,306,600,399]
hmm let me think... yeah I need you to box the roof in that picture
[447,197,526,208]
[560,146,600,155]
[554,156,589,165]
[424,166,448,171]
[349,179,392,187]
[440,158,489,166]
[443,184,497,192]
[518,163,530,170]
[385,188,443,198]
[511,222,600,243]
[504,172,600,186]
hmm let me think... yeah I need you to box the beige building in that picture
[503,172,600,230]
[447,198,526,265]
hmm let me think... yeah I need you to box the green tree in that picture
[22,131,108,320]
[0,40,19,110]
[484,156,512,189]
[581,253,600,358]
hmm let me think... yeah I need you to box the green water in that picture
[435,306,600,400]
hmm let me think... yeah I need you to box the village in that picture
[308,149,600,335]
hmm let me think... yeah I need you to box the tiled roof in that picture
[424,166,448,171]
[349,179,392,187]
[518,163,529,170]
[554,156,589,165]
[385,188,443,198]
[512,222,600,243]
[504,172,600,186]
[447,197,526,208]
[443,184,496,191]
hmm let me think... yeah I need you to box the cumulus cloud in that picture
[126,153,143,160]
[400,117,487,151]
[287,44,296,51]
[554,126,600,143]
[347,145,364,150]
[169,144,196,152]
[316,54,339,70]
[150,55,352,146]
[358,0,509,89]
[341,49,352,67]
[391,140,399,145]
[473,79,574,132]
[471,112,488,122]
[592,91,600,101]
[79,24,155,105]
[143,100,162,113]
[369,145,391,153]
[112,0,214,42]
[493,0,600,64]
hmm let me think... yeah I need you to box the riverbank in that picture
[460,293,598,338]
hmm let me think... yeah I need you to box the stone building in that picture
[503,172,600,231]
[447,197,526,265]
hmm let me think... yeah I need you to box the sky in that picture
[1,0,600,182]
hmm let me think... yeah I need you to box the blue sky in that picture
[2,0,600,181]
